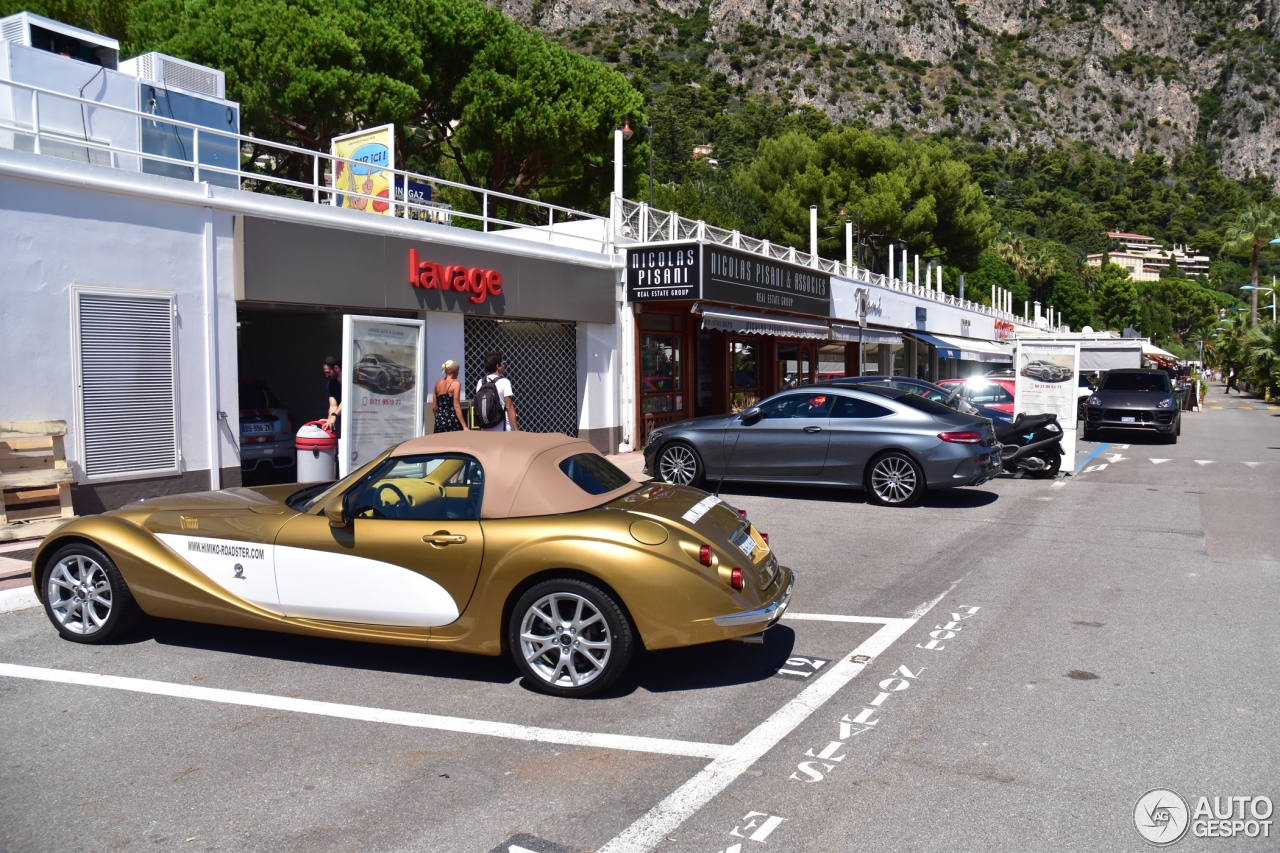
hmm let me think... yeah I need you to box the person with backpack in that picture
[475,351,519,432]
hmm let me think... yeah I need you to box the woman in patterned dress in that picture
[432,360,468,432]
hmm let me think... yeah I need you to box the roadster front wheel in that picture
[41,543,140,644]
[508,578,633,697]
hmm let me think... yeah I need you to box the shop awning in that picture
[907,332,1013,363]
[830,324,903,345]
[1142,341,1179,361]
[698,306,829,339]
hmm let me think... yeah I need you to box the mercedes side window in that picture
[756,392,834,419]
[347,454,484,521]
[831,396,893,419]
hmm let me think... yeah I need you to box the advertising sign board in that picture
[1014,340,1081,471]
[340,315,425,476]
[704,245,831,316]
[331,124,395,215]
[626,243,700,302]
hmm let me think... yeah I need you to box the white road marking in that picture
[1105,454,1128,463]
[783,613,910,626]
[1051,479,1068,489]
[1242,462,1263,468]
[0,586,38,613]
[1082,464,1108,473]
[0,663,726,759]
[1195,460,1214,465]
[597,613,932,853]
[1150,458,1171,464]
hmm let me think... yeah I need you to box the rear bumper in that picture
[712,570,794,628]
[240,439,295,466]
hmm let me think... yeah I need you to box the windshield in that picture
[1100,372,1171,393]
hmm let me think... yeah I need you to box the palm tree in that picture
[1223,205,1279,326]
[1244,322,1280,398]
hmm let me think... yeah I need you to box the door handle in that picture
[423,532,467,546]
[802,425,823,433]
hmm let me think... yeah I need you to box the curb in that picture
[0,585,39,614]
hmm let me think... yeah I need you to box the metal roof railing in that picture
[0,76,610,253]
[612,195,1040,326]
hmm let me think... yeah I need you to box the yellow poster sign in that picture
[331,124,395,215]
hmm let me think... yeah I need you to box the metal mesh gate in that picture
[464,317,578,436]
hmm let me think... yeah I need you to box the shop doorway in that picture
[463,317,578,436]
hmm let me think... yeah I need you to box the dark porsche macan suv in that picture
[1082,368,1181,443]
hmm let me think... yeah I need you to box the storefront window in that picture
[890,343,907,376]
[730,339,759,412]
[696,331,713,409]
[859,343,879,375]
[915,342,932,382]
[818,343,845,381]
[640,312,683,415]
[776,342,810,389]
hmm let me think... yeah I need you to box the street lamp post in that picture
[1241,284,1277,324]
[621,120,654,208]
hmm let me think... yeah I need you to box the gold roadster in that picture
[31,433,793,696]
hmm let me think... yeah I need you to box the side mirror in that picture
[324,494,348,528]
[740,408,763,427]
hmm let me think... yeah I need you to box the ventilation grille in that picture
[120,51,224,98]
[464,318,578,437]
[77,294,179,478]
[158,56,221,97]
[0,17,27,44]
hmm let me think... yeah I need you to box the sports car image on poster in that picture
[30,433,792,697]
[1019,359,1073,383]
[353,353,416,394]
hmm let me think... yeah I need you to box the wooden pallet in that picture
[0,421,75,542]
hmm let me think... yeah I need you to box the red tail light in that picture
[698,544,712,566]
[730,567,744,590]
[761,533,769,544]
[938,430,984,444]
[738,509,747,518]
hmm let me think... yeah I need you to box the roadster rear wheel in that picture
[41,543,140,644]
[509,578,633,697]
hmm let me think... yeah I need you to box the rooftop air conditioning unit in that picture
[0,11,119,69]
[119,52,225,99]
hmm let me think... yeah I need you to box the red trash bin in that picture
[295,421,337,482]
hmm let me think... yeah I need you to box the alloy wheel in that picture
[46,554,112,636]
[518,592,613,689]
[658,445,698,485]
[870,455,918,504]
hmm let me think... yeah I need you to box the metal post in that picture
[914,254,920,289]
[889,245,895,282]
[810,206,818,266]
[845,219,853,274]
[313,154,320,204]
[31,89,41,155]
[402,173,409,219]
[614,128,624,198]
[482,192,488,233]
[959,274,965,302]
[647,123,654,208]
[192,126,200,182]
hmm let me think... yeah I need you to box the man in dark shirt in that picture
[323,356,342,435]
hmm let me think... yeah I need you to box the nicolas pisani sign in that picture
[626,242,832,317]
[626,244,700,301]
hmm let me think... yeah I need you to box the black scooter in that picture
[995,413,1064,478]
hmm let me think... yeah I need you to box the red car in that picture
[937,377,1016,414]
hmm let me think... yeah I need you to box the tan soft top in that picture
[390,431,640,518]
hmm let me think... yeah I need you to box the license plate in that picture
[1121,416,1136,423]
[242,423,274,434]
[733,529,756,558]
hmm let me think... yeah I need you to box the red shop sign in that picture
[408,248,503,305]
[994,319,1015,340]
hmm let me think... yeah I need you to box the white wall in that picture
[0,149,237,484]
[576,320,620,437]
[421,310,465,430]
[0,41,140,170]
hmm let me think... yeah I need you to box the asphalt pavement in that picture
[1,382,1277,852]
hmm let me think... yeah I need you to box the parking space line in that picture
[1073,442,1111,472]
[782,613,912,626]
[597,615,923,853]
[0,663,727,759]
